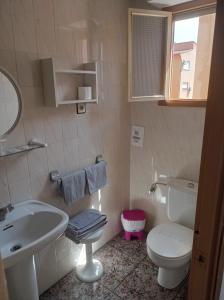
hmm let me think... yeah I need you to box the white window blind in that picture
[128,9,172,102]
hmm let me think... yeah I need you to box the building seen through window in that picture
[170,13,215,100]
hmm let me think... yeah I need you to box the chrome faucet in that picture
[0,204,14,221]
[149,182,167,193]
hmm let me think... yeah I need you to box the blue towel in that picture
[85,161,107,195]
[68,214,106,234]
[65,208,107,243]
[68,209,105,230]
[66,221,107,243]
[59,169,86,205]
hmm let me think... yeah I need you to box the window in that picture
[128,9,172,102]
[182,82,190,90]
[181,82,191,97]
[182,60,190,71]
[170,12,216,100]
[128,7,216,104]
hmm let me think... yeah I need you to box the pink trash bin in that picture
[121,209,146,240]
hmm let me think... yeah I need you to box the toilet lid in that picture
[147,223,193,259]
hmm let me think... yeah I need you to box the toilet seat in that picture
[147,223,193,260]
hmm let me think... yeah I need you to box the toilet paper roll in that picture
[78,87,92,100]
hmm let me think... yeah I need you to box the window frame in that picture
[128,5,216,107]
[181,81,190,90]
[162,3,216,107]
[128,8,172,102]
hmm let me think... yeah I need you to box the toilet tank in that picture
[167,178,198,229]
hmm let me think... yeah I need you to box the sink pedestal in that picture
[6,255,39,300]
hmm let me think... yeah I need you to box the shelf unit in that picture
[41,58,98,107]
[0,140,47,157]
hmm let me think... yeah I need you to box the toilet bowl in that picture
[147,222,193,289]
[146,178,198,289]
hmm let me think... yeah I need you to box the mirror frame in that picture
[0,67,22,138]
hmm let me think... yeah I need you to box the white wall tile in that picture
[27,148,49,181]
[0,0,130,294]
[43,110,63,144]
[21,86,44,111]
[11,0,37,53]
[130,102,205,228]
[30,175,57,202]
[8,177,31,204]
[0,166,10,206]
[0,0,14,51]
[46,140,65,174]
[6,154,29,185]
[63,138,79,172]
[0,185,11,207]
[15,52,41,87]
[5,121,26,148]
[33,0,56,57]
[23,110,46,142]
[0,50,17,80]
[61,107,78,141]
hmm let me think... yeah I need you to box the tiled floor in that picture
[40,233,188,300]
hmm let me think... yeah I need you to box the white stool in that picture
[76,228,104,282]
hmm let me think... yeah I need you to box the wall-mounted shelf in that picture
[56,69,96,75]
[0,139,47,157]
[41,58,98,107]
[57,99,97,105]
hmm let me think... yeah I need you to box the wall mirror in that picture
[0,68,22,138]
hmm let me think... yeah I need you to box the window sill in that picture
[158,100,207,107]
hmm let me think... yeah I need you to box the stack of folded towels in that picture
[66,209,107,243]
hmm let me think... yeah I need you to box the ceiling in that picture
[147,0,193,8]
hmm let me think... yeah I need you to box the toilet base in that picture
[157,265,189,289]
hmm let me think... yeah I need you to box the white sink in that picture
[0,200,69,300]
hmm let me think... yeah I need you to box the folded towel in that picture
[85,161,107,195]
[66,218,107,237]
[59,169,86,205]
[68,219,107,240]
[65,208,107,243]
[68,215,107,235]
[67,209,105,231]
[66,219,107,243]
[76,220,107,239]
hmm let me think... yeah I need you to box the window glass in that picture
[182,60,190,71]
[170,13,216,100]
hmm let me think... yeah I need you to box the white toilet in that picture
[146,178,198,289]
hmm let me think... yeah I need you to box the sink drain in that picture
[10,244,22,252]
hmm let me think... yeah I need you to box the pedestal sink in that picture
[0,200,69,300]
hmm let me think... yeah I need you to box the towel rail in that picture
[49,155,104,183]
[50,170,61,183]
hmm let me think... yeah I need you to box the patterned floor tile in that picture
[40,271,119,300]
[174,280,188,300]
[94,243,137,290]
[41,232,188,300]
[114,257,182,300]
[108,232,147,262]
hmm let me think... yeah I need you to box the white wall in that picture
[0,0,207,294]
[130,102,205,229]
[0,0,130,294]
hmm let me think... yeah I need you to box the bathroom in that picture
[0,0,223,299]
